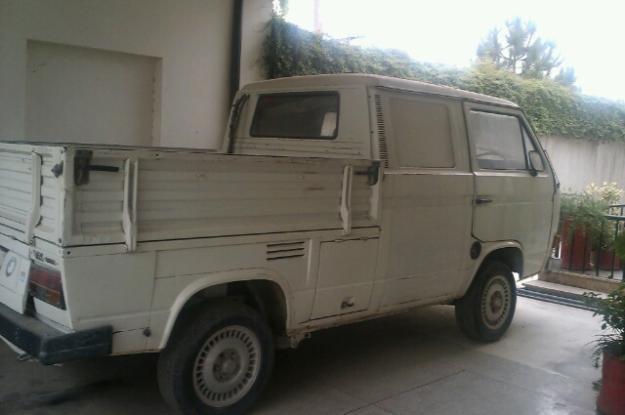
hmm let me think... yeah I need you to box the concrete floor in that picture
[0,297,601,415]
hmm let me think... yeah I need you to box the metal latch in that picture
[74,150,120,185]
[355,160,381,186]
[475,196,493,205]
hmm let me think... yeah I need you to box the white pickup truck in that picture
[0,74,559,414]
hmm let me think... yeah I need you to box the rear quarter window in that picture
[250,92,339,139]
[388,97,455,168]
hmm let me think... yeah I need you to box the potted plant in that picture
[560,192,608,270]
[587,183,624,271]
[560,183,624,271]
[586,240,625,415]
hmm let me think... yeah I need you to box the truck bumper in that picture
[0,303,112,365]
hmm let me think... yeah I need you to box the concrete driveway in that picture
[0,297,600,415]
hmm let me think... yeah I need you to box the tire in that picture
[455,261,517,342]
[158,301,274,415]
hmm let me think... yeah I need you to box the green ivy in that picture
[263,16,625,141]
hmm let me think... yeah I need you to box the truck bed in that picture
[0,142,376,249]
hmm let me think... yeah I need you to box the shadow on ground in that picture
[0,298,600,415]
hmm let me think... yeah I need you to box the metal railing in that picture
[555,203,625,280]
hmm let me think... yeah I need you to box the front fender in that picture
[457,240,523,298]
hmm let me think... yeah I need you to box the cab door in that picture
[377,91,474,307]
[464,103,556,276]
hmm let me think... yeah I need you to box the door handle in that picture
[475,197,493,205]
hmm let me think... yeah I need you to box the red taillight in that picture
[28,264,66,310]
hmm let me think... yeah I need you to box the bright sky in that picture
[285,0,625,101]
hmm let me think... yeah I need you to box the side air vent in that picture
[374,95,389,168]
[266,241,306,261]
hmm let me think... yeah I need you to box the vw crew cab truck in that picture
[0,74,559,414]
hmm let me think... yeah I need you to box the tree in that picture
[275,0,289,17]
[555,66,577,87]
[477,18,563,79]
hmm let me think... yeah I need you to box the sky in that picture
[285,0,625,101]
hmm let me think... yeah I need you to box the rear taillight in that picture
[29,264,66,310]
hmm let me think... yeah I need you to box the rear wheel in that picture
[455,261,516,342]
[158,302,274,415]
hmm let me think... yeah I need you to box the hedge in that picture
[263,16,625,141]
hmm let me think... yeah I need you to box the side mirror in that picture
[528,150,544,175]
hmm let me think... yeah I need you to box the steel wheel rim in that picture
[481,275,511,330]
[192,325,261,407]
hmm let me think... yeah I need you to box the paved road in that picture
[0,297,601,415]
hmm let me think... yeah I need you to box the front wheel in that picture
[158,302,274,415]
[455,261,516,342]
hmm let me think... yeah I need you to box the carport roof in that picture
[243,73,519,108]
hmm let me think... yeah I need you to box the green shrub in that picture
[585,283,625,364]
[560,182,624,247]
[264,16,625,141]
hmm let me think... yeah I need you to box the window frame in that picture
[519,122,546,171]
[375,89,464,171]
[387,94,457,170]
[468,109,536,172]
[249,91,341,140]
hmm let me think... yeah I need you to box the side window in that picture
[469,111,526,170]
[389,97,454,168]
[250,92,339,139]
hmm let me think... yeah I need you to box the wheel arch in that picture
[459,241,523,298]
[158,270,291,350]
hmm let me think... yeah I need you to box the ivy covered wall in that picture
[263,16,625,141]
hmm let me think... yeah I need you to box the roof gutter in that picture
[229,0,244,104]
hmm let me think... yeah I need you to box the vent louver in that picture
[374,95,389,168]
[266,241,306,261]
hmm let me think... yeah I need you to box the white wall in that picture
[26,40,160,146]
[540,135,625,194]
[0,0,272,149]
[241,0,272,87]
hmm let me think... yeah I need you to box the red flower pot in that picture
[597,249,622,271]
[597,351,625,415]
[560,218,592,271]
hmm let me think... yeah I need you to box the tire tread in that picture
[455,260,516,342]
[158,301,274,415]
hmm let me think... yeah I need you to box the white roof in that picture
[242,73,518,108]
